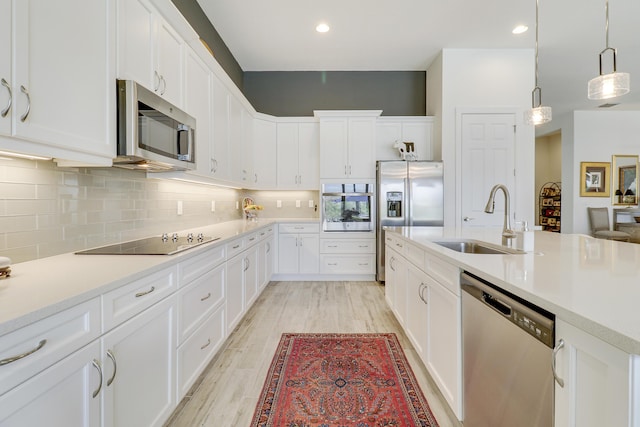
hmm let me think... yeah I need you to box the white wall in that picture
[570,110,640,234]
[428,48,535,227]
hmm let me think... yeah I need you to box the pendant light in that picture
[587,0,630,100]
[524,0,552,126]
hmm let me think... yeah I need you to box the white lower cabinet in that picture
[277,223,320,275]
[405,262,428,358]
[0,340,101,426]
[554,319,632,427]
[319,238,376,275]
[101,296,176,427]
[258,228,275,290]
[225,233,262,335]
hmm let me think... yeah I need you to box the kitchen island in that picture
[384,226,640,426]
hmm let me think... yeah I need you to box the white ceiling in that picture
[197,0,640,118]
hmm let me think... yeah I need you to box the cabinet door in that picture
[117,0,154,88]
[228,96,244,183]
[319,119,348,178]
[298,234,320,274]
[405,264,428,358]
[554,319,630,427]
[225,255,245,335]
[241,109,254,185]
[264,236,274,287]
[298,122,319,189]
[376,121,402,161]
[184,47,212,177]
[211,74,230,180]
[0,0,10,137]
[392,254,407,326]
[347,117,376,178]
[258,237,274,290]
[425,277,461,417]
[278,233,299,274]
[102,297,176,427]
[154,17,183,107]
[276,122,300,188]
[384,246,397,309]
[0,341,101,426]
[253,119,277,188]
[244,247,259,308]
[13,0,114,159]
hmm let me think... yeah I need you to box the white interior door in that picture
[461,113,516,228]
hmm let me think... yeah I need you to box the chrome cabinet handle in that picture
[92,359,103,398]
[344,165,347,175]
[0,339,47,366]
[200,339,211,350]
[135,286,155,298]
[210,158,217,173]
[389,257,396,272]
[328,262,338,266]
[19,85,30,122]
[254,173,258,183]
[327,245,338,248]
[419,283,428,304]
[160,76,166,95]
[1,78,11,118]
[243,258,249,271]
[232,244,240,249]
[266,242,271,253]
[200,292,211,301]
[463,216,475,222]
[154,70,161,91]
[552,339,565,387]
[106,349,117,387]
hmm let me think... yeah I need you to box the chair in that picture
[587,207,631,242]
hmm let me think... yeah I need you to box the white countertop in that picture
[0,218,298,336]
[386,226,640,354]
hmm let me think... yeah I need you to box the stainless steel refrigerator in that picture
[376,160,444,282]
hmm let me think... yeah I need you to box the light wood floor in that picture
[165,281,462,427]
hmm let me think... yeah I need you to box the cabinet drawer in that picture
[177,305,225,400]
[225,237,245,259]
[385,233,406,256]
[178,244,225,288]
[425,252,460,296]
[321,239,375,254]
[177,264,225,345]
[405,242,425,269]
[257,225,274,241]
[279,223,320,234]
[320,255,375,274]
[0,297,101,396]
[244,232,259,248]
[102,266,177,332]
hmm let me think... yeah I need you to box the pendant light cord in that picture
[605,0,609,49]
[535,0,539,88]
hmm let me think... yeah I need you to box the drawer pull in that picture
[260,232,265,236]
[396,243,403,248]
[92,359,103,398]
[328,262,338,266]
[1,78,11,118]
[328,245,338,248]
[358,263,369,266]
[358,245,369,248]
[232,244,240,249]
[135,286,155,298]
[0,339,47,366]
[201,339,211,350]
[200,293,211,302]
[294,226,304,230]
[249,237,256,241]
[106,350,117,386]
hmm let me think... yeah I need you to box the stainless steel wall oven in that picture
[321,183,374,232]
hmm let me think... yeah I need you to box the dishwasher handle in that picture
[482,291,512,317]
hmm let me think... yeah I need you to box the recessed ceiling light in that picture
[512,25,528,34]
[316,23,330,33]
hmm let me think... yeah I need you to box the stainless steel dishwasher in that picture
[461,272,555,426]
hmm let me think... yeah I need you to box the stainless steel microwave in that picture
[321,182,375,232]
[114,79,196,171]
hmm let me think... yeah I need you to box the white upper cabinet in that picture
[376,117,434,161]
[253,118,277,189]
[117,0,184,108]
[211,74,231,181]
[316,111,381,179]
[276,121,319,190]
[184,47,212,177]
[0,0,11,137]
[0,0,115,165]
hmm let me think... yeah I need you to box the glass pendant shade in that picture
[524,105,552,125]
[588,71,630,100]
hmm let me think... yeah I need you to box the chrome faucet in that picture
[484,184,516,239]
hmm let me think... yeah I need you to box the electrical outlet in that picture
[308,200,314,208]
[296,200,301,208]
[177,200,183,215]
[277,200,282,208]
[211,201,216,212]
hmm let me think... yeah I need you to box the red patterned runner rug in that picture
[251,333,440,426]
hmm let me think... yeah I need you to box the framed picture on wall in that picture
[580,162,611,197]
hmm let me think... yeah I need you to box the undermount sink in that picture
[434,239,525,255]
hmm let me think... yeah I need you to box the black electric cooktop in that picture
[75,235,219,255]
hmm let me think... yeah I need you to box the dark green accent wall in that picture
[243,71,426,117]
[171,0,244,90]
[171,1,426,117]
